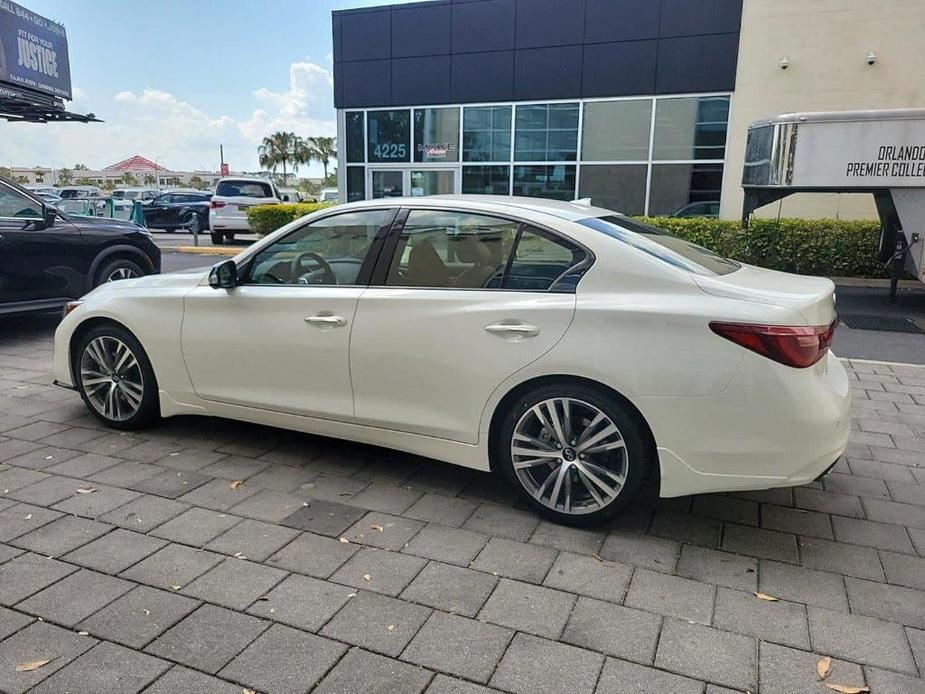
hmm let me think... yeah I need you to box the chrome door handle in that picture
[304,314,347,327]
[485,323,540,338]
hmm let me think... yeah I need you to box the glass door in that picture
[410,170,456,196]
[370,170,405,199]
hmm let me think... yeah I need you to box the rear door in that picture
[349,208,586,444]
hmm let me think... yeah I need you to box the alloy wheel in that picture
[79,336,145,421]
[106,266,138,282]
[188,215,200,233]
[511,397,628,515]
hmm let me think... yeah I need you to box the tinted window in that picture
[579,215,739,276]
[581,100,652,161]
[653,96,730,161]
[507,228,586,291]
[462,166,510,195]
[248,210,389,286]
[512,165,576,201]
[346,167,364,202]
[0,187,42,218]
[367,110,411,163]
[345,111,365,163]
[648,163,723,216]
[514,103,579,161]
[414,108,460,162]
[216,180,273,198]
[463,106,511,162]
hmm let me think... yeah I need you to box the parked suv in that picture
[0,177,160,316]
[143,191,212,233]
[112,188,160,204]
[208,177,280,244]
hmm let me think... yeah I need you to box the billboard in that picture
[0,0,71,100]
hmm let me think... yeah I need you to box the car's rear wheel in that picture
[75,325,160,430]
[497,382,652,526]
[96,258,144,287]
[211,231,224,245]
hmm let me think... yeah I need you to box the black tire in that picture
[227,233,235,241]
[94,258,145,287]
[211,231,224,245]
[74,324,160,430]
[496,381,653,526]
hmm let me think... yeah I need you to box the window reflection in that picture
[463,106,511,162]
[653,97,729,161]
[514,104,579,162]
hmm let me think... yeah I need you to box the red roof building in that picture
[104,156,170,173]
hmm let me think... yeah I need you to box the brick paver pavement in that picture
[1,315,924,693]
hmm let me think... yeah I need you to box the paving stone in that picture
[281,498,367,536]
[462,502,540,542]
[218,623,346,694]
[490,633,602,694]
[402,561,498,617]
[88,460,164,488]
[345,511,426,550]
[599,530,680,571]
[0,502,60,542]
[0,552,77,605]
[762,504,834,539]
[120,543,223,591]
[51,483,140,518]
[624,567,715,625]
[0,605,32,640]
[131,469,210,498]
[477,577,575,639]
[1,445,81,470]
[29,640,170,694]
[799,535,885,581]
[321,590,431,657]
[845,576,925,629]
[181,557,287,610]
[721,522,799,562]
[561,595,661,664]
[266,530,359,578]
[0,621,97,694]
[759,641,866,694]
[256,438,326,467]
[317,647,433,694]
[528,521,606,554]
[299,472,368,502]
[246,572,354,630]
[4,420,70,441]
[198,455,271,481]
[11,513,110,557]
[911,527,925,556]
[401,611,513,682]
[650,509,722,547]
[676,544,758,591]
[404,493,479,527]
[542,551,632,603]
[823,472,890,499]
[200,517,298,561]
[758,559,850,611]
[141,666,243,694]
[176,477,262,511]
[831,514,916,553]
[153,447,229,472]
[45,452,123,478]
[345,482,424,515]
[596,657,703,694]
[331,546,428,596]
[17,568,133,627]
[8,474,86,506]
[425,674,499,694]
[864,497,925,529]
[793,487,865,517]
[240,463,317,494]
[150,507,242,547]
[808,606,917,673]
[61,529,163,575]
[691,494,759,525]
[907,626,925,676]
[98,494,190,532]
[470,536,558,584]
[0,437,44,462]
[880,549,925,590]
[655,618,757,691]
[403,523,489,566]
[713,587,810,649]
[848,458,918,482]
[145,604,268,674]
[865,667,925,694]
[118,439,190,464]
[79,585,200,649]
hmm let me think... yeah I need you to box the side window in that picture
[385,210,518,289]
[247,209,390,286]
[159,194,174,204]
[505,228,587,291]
[0,187,42,219]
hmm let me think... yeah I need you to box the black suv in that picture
[0,177,161,316]
[143,191,212,233]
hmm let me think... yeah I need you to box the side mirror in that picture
[40,206,56,229]
[208,259,238,289]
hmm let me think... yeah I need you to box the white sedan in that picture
[53,196,850,525]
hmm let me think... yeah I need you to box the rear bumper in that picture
[209,213,251,232]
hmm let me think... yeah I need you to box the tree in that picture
[15,175,28,184]
[143,174,156,186]
[0,167,10,179]
[305,136,337,181]
[258,131,306,184]
[188,175,205,190]
[323,167,337,188]
[76,177,94,186]
[103,179,115,191]
[122,172,137,186]
[57,168,73,185]
[74,163,88,171]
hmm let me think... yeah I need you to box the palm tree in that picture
[258,131,306,184]
[188,175,204,190]
[57,168,73,185]
[143,174,156,186]
[305,136,337,181]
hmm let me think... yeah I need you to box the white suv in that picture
[208,177,280,244]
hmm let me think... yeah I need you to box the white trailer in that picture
[742,109,925,299]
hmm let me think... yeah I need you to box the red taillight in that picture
[709,318,838,368]
[210,200,225,209]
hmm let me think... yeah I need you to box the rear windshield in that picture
[579,215,740,276]
[216,180,273,198]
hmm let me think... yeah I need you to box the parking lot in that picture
[0,313,922,694]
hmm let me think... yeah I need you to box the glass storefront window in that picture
[411,170,455,196]
[346,166,365,202]
[648,163,724,216]
[653,96,730,161]
[463,106,511,162]
[577,164,648,215]
[462,165,510,195]
[367,110,411,163]
[414,108,460,163]
[345,112,365,163]
[581,100,651,162]
[512,165,576,200]
[514,104,579,162]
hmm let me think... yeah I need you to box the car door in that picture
[143,194,171,228]
[0,182,84,308]
[350,208,586,444]
[181,207,395,419]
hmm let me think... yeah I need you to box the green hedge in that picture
[246,202,335,236]
[635,217,887,278]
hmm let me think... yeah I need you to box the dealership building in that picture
[333,0,925,220]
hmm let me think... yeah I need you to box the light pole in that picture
[154,156,162,191]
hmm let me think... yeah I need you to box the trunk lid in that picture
[693,264,836,325]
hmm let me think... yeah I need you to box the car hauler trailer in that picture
[742,109,925,301]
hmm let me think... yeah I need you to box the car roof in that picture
[335,194,615,222]
[217,176,273,184]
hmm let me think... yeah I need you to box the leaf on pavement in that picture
[167,583,181,591]
[817,656,832,680]
[16,659,52,672]
[387,624,395,632]
[229,480,244,490]
[363,574,372,582]
[338,537,350,544]
[753,592,779,602]
[824,684,869,693]
[75,487,97,494]
[370,524,384,532]
[24,513,32,520]
[243,689,257,694]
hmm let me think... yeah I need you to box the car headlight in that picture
[62,300,83,318]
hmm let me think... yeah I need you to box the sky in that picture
[0,0,417,177]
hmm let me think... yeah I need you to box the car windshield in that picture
[59,189,89,199]
[579,215,740,276]
[216,180,273,198]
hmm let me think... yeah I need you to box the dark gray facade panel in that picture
[452,0,516,53]
[340,9,392,62]
[584,0,661,43]
[514,0,586,49]
[655,34,739,94]
[581,41,657,97]
[392,3,452,57]
[659,0,743,38]
[340,60,392,107]
[514,46,583,101]
[392,56,453,105]
[451,51,515,103]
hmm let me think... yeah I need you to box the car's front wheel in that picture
[75,325,160,430]
[497,382,653,526]
[96,258,144,287]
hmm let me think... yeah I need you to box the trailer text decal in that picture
[847,145,925,178]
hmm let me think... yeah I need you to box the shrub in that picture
[635,217,887,279]
[246,202,335,236]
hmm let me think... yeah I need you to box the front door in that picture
[369,169,457,199]
[181,208,394,419]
